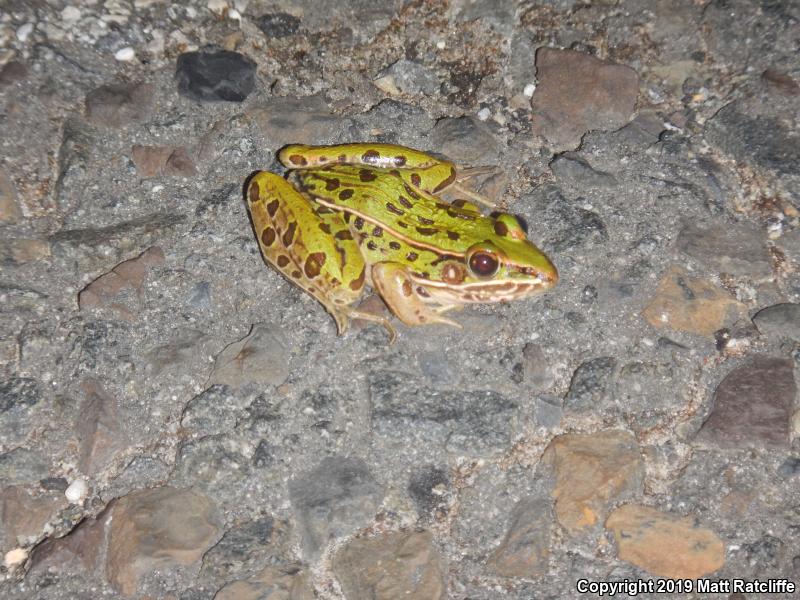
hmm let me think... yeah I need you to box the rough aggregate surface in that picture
[1,1,799,599]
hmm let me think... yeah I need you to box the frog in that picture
[246,143,557,341]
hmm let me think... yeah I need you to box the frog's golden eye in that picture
[467,247,500,278]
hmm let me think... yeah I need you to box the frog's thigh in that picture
[248,172,365,335]
[371,262,461,328]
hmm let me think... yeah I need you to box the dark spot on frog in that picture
[410,173,421,187]
[395,155,407,167]
[261,227,276,246]
[416,226,437,236]
[359,169,377,182]
[354,216,365,230]
[406,251,418,262]
[335,230,353,240]
[266,199,280,217]
[386,202,405,216]
[372,226,383,237]
[389,241,401,250]
[288,154,307,166]
[350,266,366,290]
[398,196,413,209]
[304,252,326,278]
[367,241,378,251]
[494,220,509,237]
[318,223,332,234]
[447,231,460,241]
[417,215,435,225]
[433,167,456,193]
[282,221,297,246]
[325,178,340,191]
[362,149,380,164]
[339,188,354,200]
[277,255,290,267]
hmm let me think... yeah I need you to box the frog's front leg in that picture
[370,262,462,329]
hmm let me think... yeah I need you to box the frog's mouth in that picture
[410,270,556,304]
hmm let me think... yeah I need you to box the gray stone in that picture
[200,516,291,582]
[369,370,518,456]
[408,465,451,520]
[209,324,290,388]
[176,50,257,103]
[564,357,617,411]
[489,495,553,578]
[288,456,384,559]
[696,356,796,449]
[0,377,40,413]
[550,153,617,188]
[0,448,50,486]
[429,116,499,164]
[257,13,301,38]
[378,60,440,95]
[676,222,771,277]
[181,385,242,435]
[251,94,342,147]
[753,303,800,342]
[172,435,253,496]
[84,82,155,127]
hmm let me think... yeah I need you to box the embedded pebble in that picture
[114,47,136,61]
[65,479,88,503]
[175,49,256,102]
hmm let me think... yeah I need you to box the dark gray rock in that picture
[176,50,257,103]
[676,221,771,277]
[377,60,440,95]
[0,377,40,413]
[753,303,800,341]
[550,153,617,188]
[695,356,796,449]
[564,357,617,411]
[257,13,301,38]
[408,465,451,520]
[778,457,800,478]
[705,102,800,177]
[369,370,518,456]
[200,516,291,583]
[288,456,384,560]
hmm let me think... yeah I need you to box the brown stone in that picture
[78,246,165,317]
[488,495,552,578]
[250,94,340,147]
[333,530,445,600]
[0,61,28,87]
[606,504,725,579]
[131,145,196,177]
[761,69,800,96]
[106,487,221,596]
[541,430,644,534]
[0,486,67,549]
[75,379,130,476]
[0,169,21,223]
[215,565,314,600]
[531,48,639,150]
[642,265,748,337]
[0,238,50,265]
[29,502,112,574]
[695,356,795,449]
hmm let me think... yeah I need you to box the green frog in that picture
[247,143,557,341]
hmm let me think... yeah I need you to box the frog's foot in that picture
[451,166,500,209]
[371,262,463,330]
[346,309,397,343]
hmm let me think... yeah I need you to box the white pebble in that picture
[114,46,136,61]
[62,6,82,22]
[228,8,242,22]
[65,479,88,503]
[523,83,536,98]
[4,548,27,568]
[436,40,446,49]
[16,23,34,42]
[476,107,491,121]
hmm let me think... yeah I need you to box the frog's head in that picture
[412,214,558,304]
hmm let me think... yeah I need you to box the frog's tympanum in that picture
[247,143,557,341]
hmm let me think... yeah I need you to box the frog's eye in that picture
[467,246,500,278]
